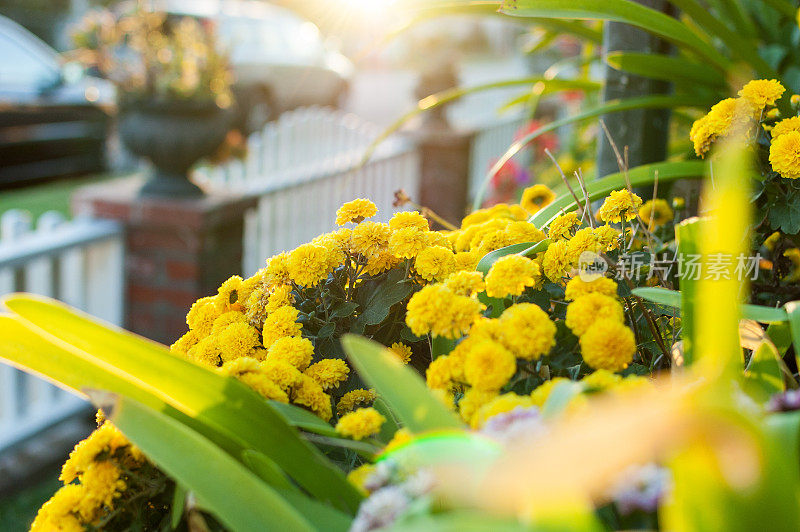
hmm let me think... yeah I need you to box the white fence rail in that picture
[468,114,528,202]
[0,210,124,451]
[196,107,421,276]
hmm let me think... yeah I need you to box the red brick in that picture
[166,260,199,281]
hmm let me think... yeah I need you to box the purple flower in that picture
[610,463,671,516]
[767,389,800,412]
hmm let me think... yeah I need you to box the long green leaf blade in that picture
[606,52,728,89]
[98,393,315,532]
[341,335,464,432]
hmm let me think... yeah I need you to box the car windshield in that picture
[0,29,59,91]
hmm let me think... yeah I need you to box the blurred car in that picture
[153,0,354,133]
[0,15,115,188]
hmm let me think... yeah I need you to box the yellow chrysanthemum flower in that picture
[351,221,391,257]
[520,184,556,214]
[389,227,429,259]
[211,310,248,335]
[265,252,291,285]
[444,270,485,297]
[311,230,349,269]
[31,484,88,532]
[216,321,261,363]
[405,285,482,339]
[188,336,222,366]
[337,388,377,414]
[770,130,800,179]
[505,221,546,246]
[485,255,540,298]
[566,227,601,264]
[389,342,412,364]
[565,293,624,336]
[261,359,303,390]
[425,354,454,390]
[335,198,377,225]
[458,387,498,425]
[564,276,618,301]
[772,116,800,138]
[335,407,385,440]
[498,303,556,360]
[593,225,620,251]
[414,246,456,282]
[291,374,332,421]
[186,296,221,337]
[453,250,480,271]
[389,210,429,232]
[287,243,332,287]
[60,422,132,483]
[638,199,674,230]
[463,340,517,391]
[364,249,402,275]
[542,239,571,282]
[304,358,350,390]
[580,319,636,372]
[261,306,302,348]
[596,189,643,223]
[581,369,622,391]
[764,231,781,252]
[347,464,375,495]
[738,79,785,109]
[266,335,314,371]
[547,211,580,241]
[170,329,198,358]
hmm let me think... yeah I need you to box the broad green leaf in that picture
[432,335,457,359]
[499,0,731,70]
[742,341,784,402]
[342,334,464,432]
[606,52,728,89]
[388,511,536,531]
[353,269,413,330]
[170,484,187,530]
[529,160,706,227]
[666,0,774,76]
[98,393,315,532]
[478,99,707,210]
[783,301,800,369]
[765,411,800,471]
[268,401,340,437]
[676,218,702,366]
[0,295,361,512]
[241,450,298,493]
[632,287,789,324]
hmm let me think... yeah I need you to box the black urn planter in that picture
[119,100,235,198]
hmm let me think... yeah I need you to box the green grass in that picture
[0,173,123,221]
[0,476,60,531]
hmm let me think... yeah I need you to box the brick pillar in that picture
[416,130,472,229]
[73,176,256,345]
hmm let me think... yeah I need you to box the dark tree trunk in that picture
[596,0,677,178]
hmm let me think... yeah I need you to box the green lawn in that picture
[0,475,60,531]
[0,173,127,221]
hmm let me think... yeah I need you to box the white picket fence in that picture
[196,107,421,276]
[0,210,124,451]
[468,114,528,202]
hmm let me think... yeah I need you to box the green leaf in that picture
[529,160,706,227]
[388,511,534,531]
[783,301,800,370]
[742,341,784,402]
[765,411,800,471]
[606,52,728,89]
[268,400,340,437]
[0,295,361,512]
[767,187,800,233]
[170,484,187,530]
[499,0,732,70]
[342,334,464,432]
[241,450,298,493]
[431,336,457,359]
[354,270,414,330]
[98,392,316,532]
[632,287,789,324]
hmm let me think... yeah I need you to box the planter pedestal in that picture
[73,176,256,345]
